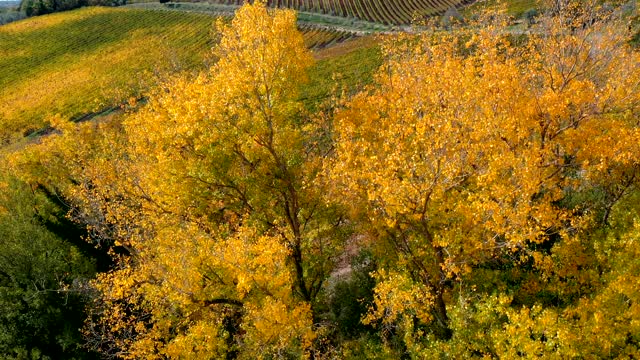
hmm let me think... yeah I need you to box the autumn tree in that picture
[329,0,640,353]
[12,1,348,358]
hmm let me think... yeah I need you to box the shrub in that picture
[328,251,377,339]
[0,10,26,25]
[20,0,125,17]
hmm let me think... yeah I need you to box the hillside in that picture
[0,6,364,146]
[130,0,475,25]
[0,7,214,144]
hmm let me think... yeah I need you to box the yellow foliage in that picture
[364,270,434,326]
[330,0,640,344]
[10,2,335,358]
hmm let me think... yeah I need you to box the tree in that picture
[329,0,640,351]
[12,2,347,358]
[0,175,96,359]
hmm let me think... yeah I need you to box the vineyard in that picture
[197,0,474,24]
[302,24,358,48]
[0,7,357,145]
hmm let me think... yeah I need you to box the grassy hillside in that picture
[0,7,215,144]
[0,6,363,145]
[302,36,382,112]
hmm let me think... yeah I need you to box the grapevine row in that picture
[211,0,473,24]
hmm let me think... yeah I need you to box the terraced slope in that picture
[0,7,357,145]
[206,0,474,24]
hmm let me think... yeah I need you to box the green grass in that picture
[300,37,382,113]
